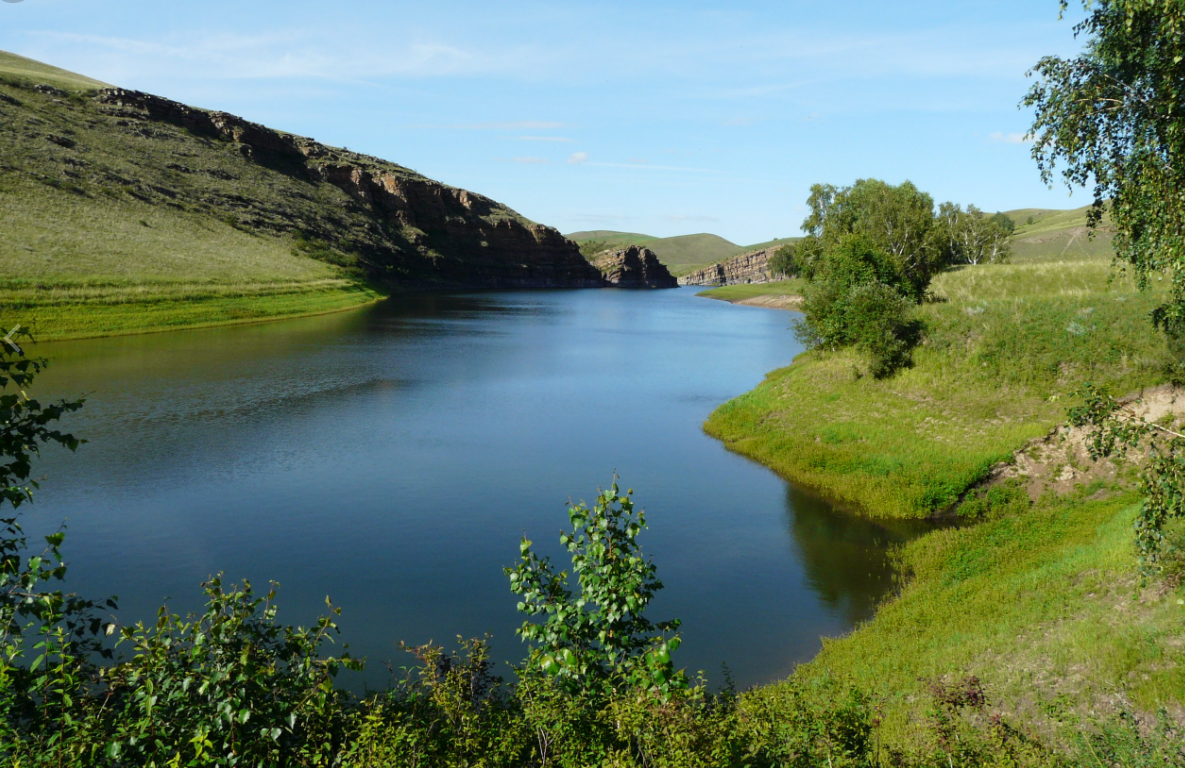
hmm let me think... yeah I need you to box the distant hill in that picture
[0,51,601,339]
[565,230,657,247]
[567,231,785,276]
[1003,204,1114,262]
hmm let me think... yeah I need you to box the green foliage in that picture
[0,339,109,766]
[800,179,947,299]
[1069,384,1185,581]
[506,483,684,696]
[1025,0,1185,357]
[935,203,1014,266]
[795,235,920,378]
[100,576,360,767]
[768,244,798,277]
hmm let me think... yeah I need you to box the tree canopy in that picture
[1025,0,1185,338]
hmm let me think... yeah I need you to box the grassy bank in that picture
[696,278,807,302]
[704,253,1167,518]
[0,177,385,340]
[752,485,1185,754]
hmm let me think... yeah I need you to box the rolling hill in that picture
[1003,203,1115,262]
[0,51,601,340]
[566,231,797,276]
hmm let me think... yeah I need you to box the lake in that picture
[26,287,923,691]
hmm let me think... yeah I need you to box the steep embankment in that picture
[590,245,678,288]
[0,51,602,340]
[677,245,787,286]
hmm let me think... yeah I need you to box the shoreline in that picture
[706,292,803,310]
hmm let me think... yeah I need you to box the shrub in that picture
[506,482,684,696]
[795,235,919,377]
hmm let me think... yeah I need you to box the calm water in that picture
[26,288,922,690]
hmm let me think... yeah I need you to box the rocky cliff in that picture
[677,247,780,286]
[9,81,602,288]
[591,246,678,288]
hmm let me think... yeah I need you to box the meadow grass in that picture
[704,253,1168,518]
[12,282,383,341]
[696,279,807,301]
[569,231,755,276]
[0,51,110,91]
[0,60,393,340]
[759,487,1185,751]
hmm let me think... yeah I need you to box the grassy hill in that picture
[701,220,1182,753]
[567,230,759,276]
[1004,203,1115,261]
[0,51,111,91]
[0,52,597,341]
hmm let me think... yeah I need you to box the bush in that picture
[795,235,920,377]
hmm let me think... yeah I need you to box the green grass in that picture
[0,51,111,92]
[567,230,751,275]
[704,251,1168,518]
[753,487,1185,750]
[564,230,657,247]
[19,282,384,341]
[696,279,807,301]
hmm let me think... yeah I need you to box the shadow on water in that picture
[782,484,933,628]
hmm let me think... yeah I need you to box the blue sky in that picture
[1,1,1090,244]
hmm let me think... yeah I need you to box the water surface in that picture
[27,288,921,690]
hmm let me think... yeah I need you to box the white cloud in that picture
[567,151,590,164]
[989,131,1032,144]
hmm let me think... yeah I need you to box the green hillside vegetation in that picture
[0,51,111,91]
[565,230,657,247]
[0,52,594,341]
[1004,204,1116,262]
[568,230,750,275]
[695,278,807,302]
[705,245,1166,517]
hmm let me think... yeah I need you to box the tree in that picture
[768,244,798,278]
[934,203,1013,266]
[799,179,947,300]
[795,234,919,378]
[1026,1,1185,580]
[1024,0,1185,340]
[506,483,683,696]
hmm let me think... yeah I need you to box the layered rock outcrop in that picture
[591,246,678,288]
[678,247,783,286]
[91,89,603,288]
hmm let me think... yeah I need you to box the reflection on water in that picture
[25,288,931,690]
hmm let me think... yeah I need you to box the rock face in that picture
[591,246,678,288]
[678,247,782,286]
[89,89,603,288]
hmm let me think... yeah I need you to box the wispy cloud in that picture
[567,151,590,164]
[21,29,544,83]
[412,120,566,130]
[506,156,550,164]
[514,135,575,143]
[571,213,636,224]
[989,131,1032,144]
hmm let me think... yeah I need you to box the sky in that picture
[0,0,1092,245]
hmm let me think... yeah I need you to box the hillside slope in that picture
[0,51,602,339]
[567,230,751,276]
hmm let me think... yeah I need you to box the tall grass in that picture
[704,252,1168,518]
